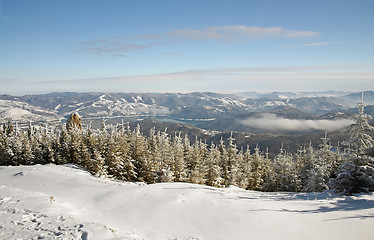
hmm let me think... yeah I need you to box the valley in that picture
[1,91,373,157]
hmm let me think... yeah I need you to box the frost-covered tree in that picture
[205,142,223,187]
[19,133,34,165]
[145,127,161,183]
[66,127,82,165]
[246,145,272,191]
[0,121,16,166]
[345,93,374,156]
[189,138,206,184]
[58,128,70,164]
[234,148,251,189]
[329,156,374,195]
[172,132,187,182]
[273,144,300,191]
[131,125,151,182]
[301,133,337,192]
[219,133,238,187]
[157,130,174,182]
[330,94,374,194]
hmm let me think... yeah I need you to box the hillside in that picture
[2,91,373,157]
[1,164,373,240]
[2,91,373,129]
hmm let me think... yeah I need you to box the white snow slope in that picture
[1,164,374,240]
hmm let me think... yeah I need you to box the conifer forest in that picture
[1,99,374,195]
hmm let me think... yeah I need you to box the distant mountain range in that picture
[1,91,373,128]
[1,91,373,157]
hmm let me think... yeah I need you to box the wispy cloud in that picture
[285,41,332,48]
[239,113,353,131]
[75,25,321,56]
[7,65,373,94]
[300,42,331,47]
[168,25,320,41]
[76,39,149,57]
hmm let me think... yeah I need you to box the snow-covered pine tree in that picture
[297,143,318,191]
[183,134,194,181]
[117,125,137,181]
[233,148,250,189]
[56,127,67,164]
[246,145,268,190]
[223,132,238,187]
[8,121,22,166]
[205,142,223,187]
[303,133,340,192]
[172,132,187,182]
[189,137,206,184]
[329,156,374,195]
[273,144,300,191]
[329,93,374,194]
[258,145,276,192]
[346,93,374,156]
[218,133,238,187]
[81,126,106,176]
[131,124,152,183]
[79,138,91,171]
[105,142,126,180]
[0,120,17,166]
[145,127,160,183]
[303,133,333,192]
[39,125,54,164]
[66,126,82,165]
[157,129,174,182]
[19,131,34,165]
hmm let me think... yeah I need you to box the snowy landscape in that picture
[2,1,374,239]
[1,91,374,239]
[1,164,374,240]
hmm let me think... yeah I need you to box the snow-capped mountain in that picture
[0,91,373,133]
[0,98,60,124]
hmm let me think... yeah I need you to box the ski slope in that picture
[1,164,373,240]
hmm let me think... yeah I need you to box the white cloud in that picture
[285,41,332,48]
[7,65,373,94]
[75,25,321,56]
[239,113,353,131]
[168,25,320,41]
[76,39,149,57]
[301,42,331,46]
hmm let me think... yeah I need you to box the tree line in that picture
[1,98,374,195]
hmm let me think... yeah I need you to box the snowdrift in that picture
[1,164,374,240]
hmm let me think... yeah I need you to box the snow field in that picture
[1,164,374,240]
[0,186,121,240]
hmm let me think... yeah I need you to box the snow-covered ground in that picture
[1,164,373,240]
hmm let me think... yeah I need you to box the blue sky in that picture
[1,0,373,94]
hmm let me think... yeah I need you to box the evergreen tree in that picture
[188,138,206,184]
[158,130,174,182]
[222,133,238,186]
[330,94,374,194]
[329,156,374,195]
[131,124,151,182]
[19,133,34,165]
[345,93,374,156]
[205,142,223,187]
[273,144,300,191]
[234,148,250,189]
[172,132,187,182]
[58,128,70,164]
[145,127,160,183]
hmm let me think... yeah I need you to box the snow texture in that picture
[1,164,374,240]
